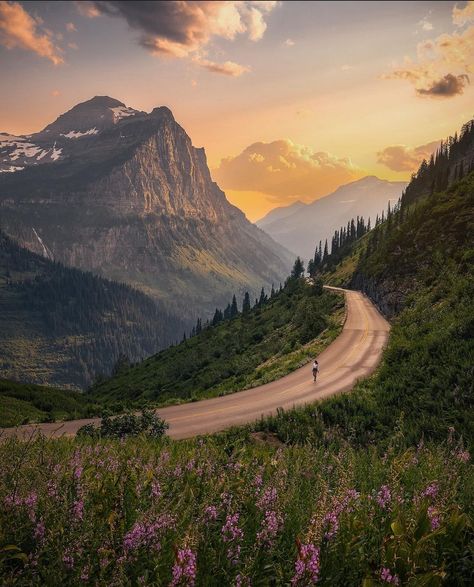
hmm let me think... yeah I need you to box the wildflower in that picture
[422,482,439,500]
[428,506,441,530]
[456,450,470,463]
[151,481,162,499]
[74,466,83,480]
[204,505,218,522]
[380,567,400,585]
[323,510,339,540]
[170,548,197,586]
[123,514,175,553]
[63,552,74,570]
[73,499,84,522]
[376,485,392,510]
[291,542,320,585]
[256,487,278,511]
[222,513,244,564]
[34,519,45,544]
[256,510,283,546]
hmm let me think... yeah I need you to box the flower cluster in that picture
[256,509,283,547]
[123,514,175,554]
[222,513,244,564]
[376,485,392,510]
[292,542,320,585]
[380,567,400,585]
[171,548,197,586]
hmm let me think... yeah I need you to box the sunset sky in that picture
[1,1,473,220]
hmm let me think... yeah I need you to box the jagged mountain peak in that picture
[40,95,143,137]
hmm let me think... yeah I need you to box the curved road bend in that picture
[2,288,390,440]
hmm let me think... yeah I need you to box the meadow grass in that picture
[0,433,472,585]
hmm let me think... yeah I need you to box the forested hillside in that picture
[89,276,344,410]
[256,131,474,449]
[0,232,187,389]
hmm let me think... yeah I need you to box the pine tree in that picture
[290,257,305,279]
[230,294,239,318]
[242,292,251,314]
[258,287,267,306]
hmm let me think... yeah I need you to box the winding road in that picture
[2,288,390,440]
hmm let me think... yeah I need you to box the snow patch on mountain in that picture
[110,106,137,121]
[61,128,99,139]
[50,143,62,161]
[0,165,24,173]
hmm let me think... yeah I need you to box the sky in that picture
[0,1,473,221]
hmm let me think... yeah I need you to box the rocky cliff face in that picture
[0,97,292,318]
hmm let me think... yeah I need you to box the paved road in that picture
[2,288,390,440]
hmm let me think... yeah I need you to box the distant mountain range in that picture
[256,176,407,261]
[0,96,292,320]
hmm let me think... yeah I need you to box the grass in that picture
[0,433,472,585]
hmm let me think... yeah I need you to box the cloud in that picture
[416,72,469,96]
[68,41,78,50]
[79,1,277,74]
[283,38,295,47]
[194,57,250,76]
[75,1,101,18]
[377,140,440,172]
[383,14,474,98]
[66,22,77,32]
[419,18,433,31]
[51,89,60,97]
[213,139,363,204]
[453,0,474,26]
[0,1,63,65]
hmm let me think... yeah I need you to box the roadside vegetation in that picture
[0,434,472,586]
[88,278,344,410]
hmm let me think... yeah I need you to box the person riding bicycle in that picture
[312,359,319,382]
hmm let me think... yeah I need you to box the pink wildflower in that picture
[376,485,392,510]
[170,548,197,586]
[380,567,400,585]
[291,543,320,585]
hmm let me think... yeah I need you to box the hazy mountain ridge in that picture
[257,176,407,259]
[0,97,292,319]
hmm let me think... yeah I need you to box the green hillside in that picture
[0,379,100,428]
[89,279,345,409]
[0,232,187,390]
[256,172,474,449]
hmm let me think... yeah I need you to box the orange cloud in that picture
[383,14,474,98]
[75,1,101,19]
[66,22,77,33]
[0,1,63,65]
[194,57,250,76]
[213,139,363,204]
[78,1,277,74]
[453,0,474,26]
[377,140,440,172]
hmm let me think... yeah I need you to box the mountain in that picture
[0,231,187,389]
[256,176,407,260]
[256,200,307,228]
[0,97,292,319]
